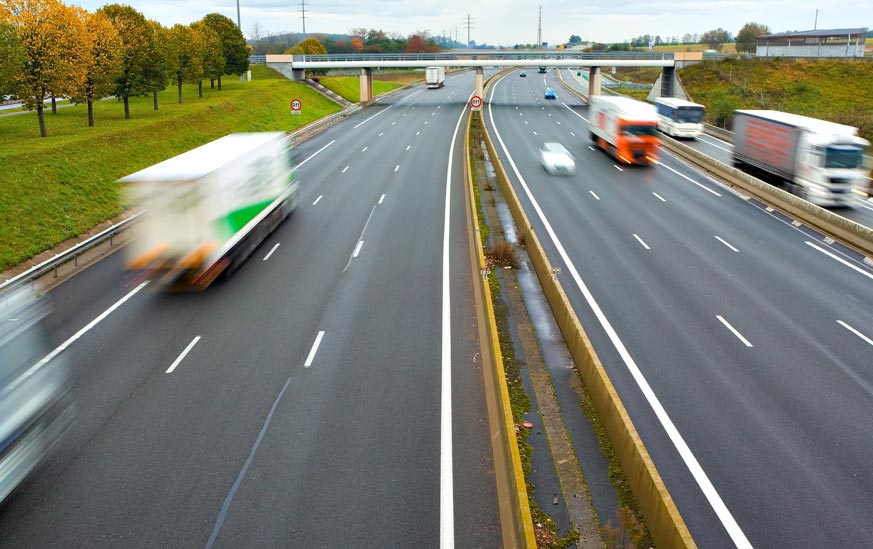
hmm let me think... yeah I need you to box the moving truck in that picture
[425,66,445,89]
[732,110,870,207]
[121,132,299,290]
[588,96,659,165]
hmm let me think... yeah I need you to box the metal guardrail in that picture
[0,214,141,294]
[249,55,266,64]
[292,51,675,62]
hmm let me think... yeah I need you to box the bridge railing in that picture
[290,51,675,63]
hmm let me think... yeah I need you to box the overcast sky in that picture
[70,0,871,45]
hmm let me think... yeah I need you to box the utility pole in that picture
[464,14,473,48]
[814,8,819,30]
[235,0,240,29]
[300,0,308,36]
[537,5,542,49]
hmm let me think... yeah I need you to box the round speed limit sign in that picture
[290,98,302,114]
[469,95,483,110]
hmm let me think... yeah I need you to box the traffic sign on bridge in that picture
[470,95,482,111]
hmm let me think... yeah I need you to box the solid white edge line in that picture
[589,190,600,200]
[303,331,325,367]
[654,159,722,197]
[717,315,753,347]
[633,234,651,250]
[653,192,666,202]
[262,243,281,261]
[12,281,149,391]
[714,236,739,253]
[440,88,469,549]
[312,195,323,206]
[352,240,364,258]
[166,336,201,374]
[487,71,752,547]
[353,106,392,129]
[697,135,732,153]
[295,140,336,169]
[805,241,873,281]
[837,320,873,347]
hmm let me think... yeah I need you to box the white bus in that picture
[654,97,705,139]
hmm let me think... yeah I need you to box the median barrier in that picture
[478,76,696,547]
[660,137,873,259]
[702,123,734,143]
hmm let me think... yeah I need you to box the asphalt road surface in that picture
[484,68,873,548]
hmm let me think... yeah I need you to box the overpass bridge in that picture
[264,51,700,102]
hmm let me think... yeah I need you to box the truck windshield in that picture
[825,146,864,169]
[674,107,704,123]
[622,124,656,137]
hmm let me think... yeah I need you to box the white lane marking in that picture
[837,320,873,347]
[394,165,400,172]
[856,199,873,213]
[486,71,752,547]
[13,281,149,391]
[714,236,739,253]
[717,315,753,347]
[633,234,651,250]
[312,195,323,205]
[379,194,385,204]
[570,132,576,137]
[614,165,623,172]
[556,121,562,125]
[166,336,201,374]
[588,145,595,151]
[353,106,392,128]
[589,190,600,200]
[361,146,368,153]
[805,241,873,281]
[533,131,538,136]
[343,201,381,272]
[342,166,350,173]
[262,243,281,261]
[352,240,364,258]
[392,121,397,125]
[378,132,384,137]
[524,120,528,125]
[698,134,733,152]
[304,331,325,367]
[402,113,407,117]
[295,140,335,169]
[562,101,589,122]
[397,89,423,102]
[416,131,421,136]
[547,113,552,117]
[425,121,429,125]
[655,160,722,197]
[652,192,666,202]
[406,145,411,151]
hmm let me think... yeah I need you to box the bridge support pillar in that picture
[475,67,484,100]
[360,68,374,104]
[660,66,675,98]
[588,67,602,97]
[290,68,305,81]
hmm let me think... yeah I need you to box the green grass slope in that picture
[317,73,418,103]
[0,65,343,272]
[679,57,873,139]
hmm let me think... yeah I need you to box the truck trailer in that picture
[732,110,870,207]
[588,95,659,165]
[121,132,299,290]
[425,66,445,89]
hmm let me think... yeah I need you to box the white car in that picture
[539,142,576,175]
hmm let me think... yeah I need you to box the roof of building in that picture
[759,28,868,39]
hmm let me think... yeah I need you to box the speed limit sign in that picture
[469,95,482,111]
[290,98,302,114]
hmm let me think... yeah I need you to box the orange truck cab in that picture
[588,95,659,165]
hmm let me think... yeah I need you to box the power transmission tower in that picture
[464,14,473,47]
[537,5,542,48]
[299,0,308,36]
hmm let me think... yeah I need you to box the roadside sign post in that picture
[470,95,482,112]
[290,98,302,128]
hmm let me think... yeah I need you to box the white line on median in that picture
[295,140,336,169]
[589,190,600,200]
[304,331,325,367]
[633,234,651,250]
[805,241,873,281]
[652,192,666,202]
[262,243,280,261]
[837,320,873,347]
[166,336,201,373]
[717,315,753,347]
[312,195,323,205]
[352,240,364,258]
[715,236,739,253]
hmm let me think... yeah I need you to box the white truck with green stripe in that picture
[121,132,298,290]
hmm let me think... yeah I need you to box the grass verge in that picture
[316,72,420,102]
[0,65,343,272]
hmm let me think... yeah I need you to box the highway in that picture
[484,68,873,547]
[0,71,502,547]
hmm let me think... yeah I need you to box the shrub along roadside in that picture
[0,65,342,272]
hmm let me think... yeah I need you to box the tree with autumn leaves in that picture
[0,0,249,137]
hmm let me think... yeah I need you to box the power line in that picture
[537,5,542,48]
[299,0,308,36]
[464,14,473,47]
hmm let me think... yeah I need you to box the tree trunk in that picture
[124,95,130,119]
[153,91,158,110]
[198,81,203,98]
[88,99,94,127]
[218,75,222,91]
[51,96,57,114]
[38,103,47,137]
[210,79,214,89]
[178,75,183,103]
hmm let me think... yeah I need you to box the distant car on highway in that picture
[539,142,576,175]
[519,72,527,77]
[544,88,556,100]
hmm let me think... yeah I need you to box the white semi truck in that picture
[732,110,870,207]
[121,132,299,290]
[425,66,445,89]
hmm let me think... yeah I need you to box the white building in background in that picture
[756,28,868,58]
